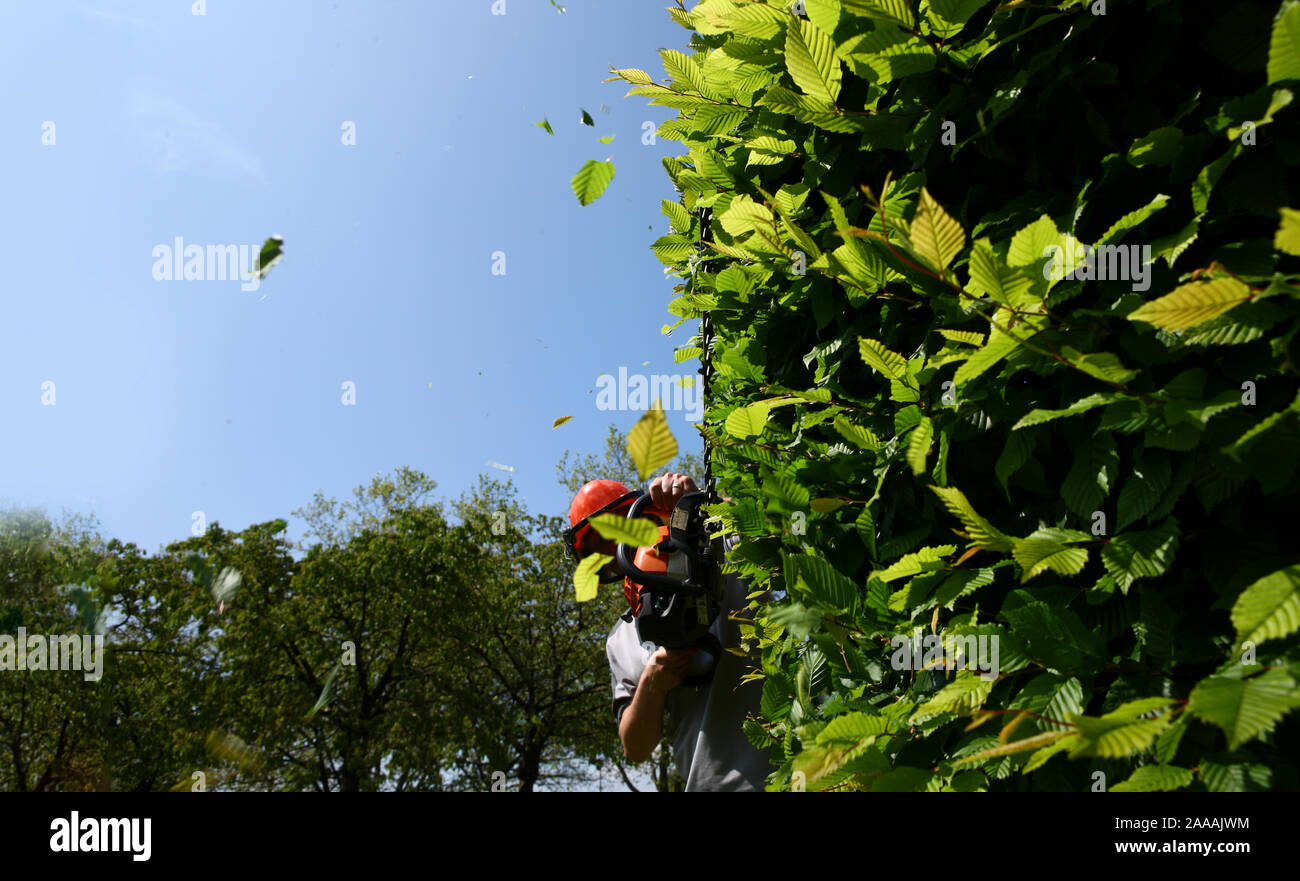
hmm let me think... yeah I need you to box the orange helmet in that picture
[563,480,639,562]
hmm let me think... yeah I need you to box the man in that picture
[565,472,769,791]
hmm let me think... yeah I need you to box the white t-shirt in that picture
[605,568,769,791]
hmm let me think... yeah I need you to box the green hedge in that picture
[622,0,1300,791]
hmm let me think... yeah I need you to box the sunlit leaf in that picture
[1127,278,1253,331]
[627,400,678,480]
[573,552,613,602]
[589,514,661,549]
[571,159,615,205]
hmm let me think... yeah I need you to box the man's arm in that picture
[618,647,689,763]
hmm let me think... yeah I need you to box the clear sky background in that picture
[0,0,705,555]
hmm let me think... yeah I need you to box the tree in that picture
[188,467,633,792]
[293,465,440,548]
[422,475,625,791]
[0,506,113,791]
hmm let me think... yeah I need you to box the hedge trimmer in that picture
[615,204,727,686]
[615,488,724,687]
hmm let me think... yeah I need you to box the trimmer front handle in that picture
[614,491,704,593]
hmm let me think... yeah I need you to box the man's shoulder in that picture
[606,614,636,645]
[606,615,647,670]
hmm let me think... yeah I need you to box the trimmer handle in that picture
[681,632,721,687]
[615,492,702,594]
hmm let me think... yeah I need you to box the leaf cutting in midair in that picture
[589,514,661,548]
[248,235,284,280]
[574,553,613,602]
[306,662,344,719]
[211,567,242,615]
[571,160,616,205]
[627,399,678,480]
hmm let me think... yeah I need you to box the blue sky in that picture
[0,0,705,554]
